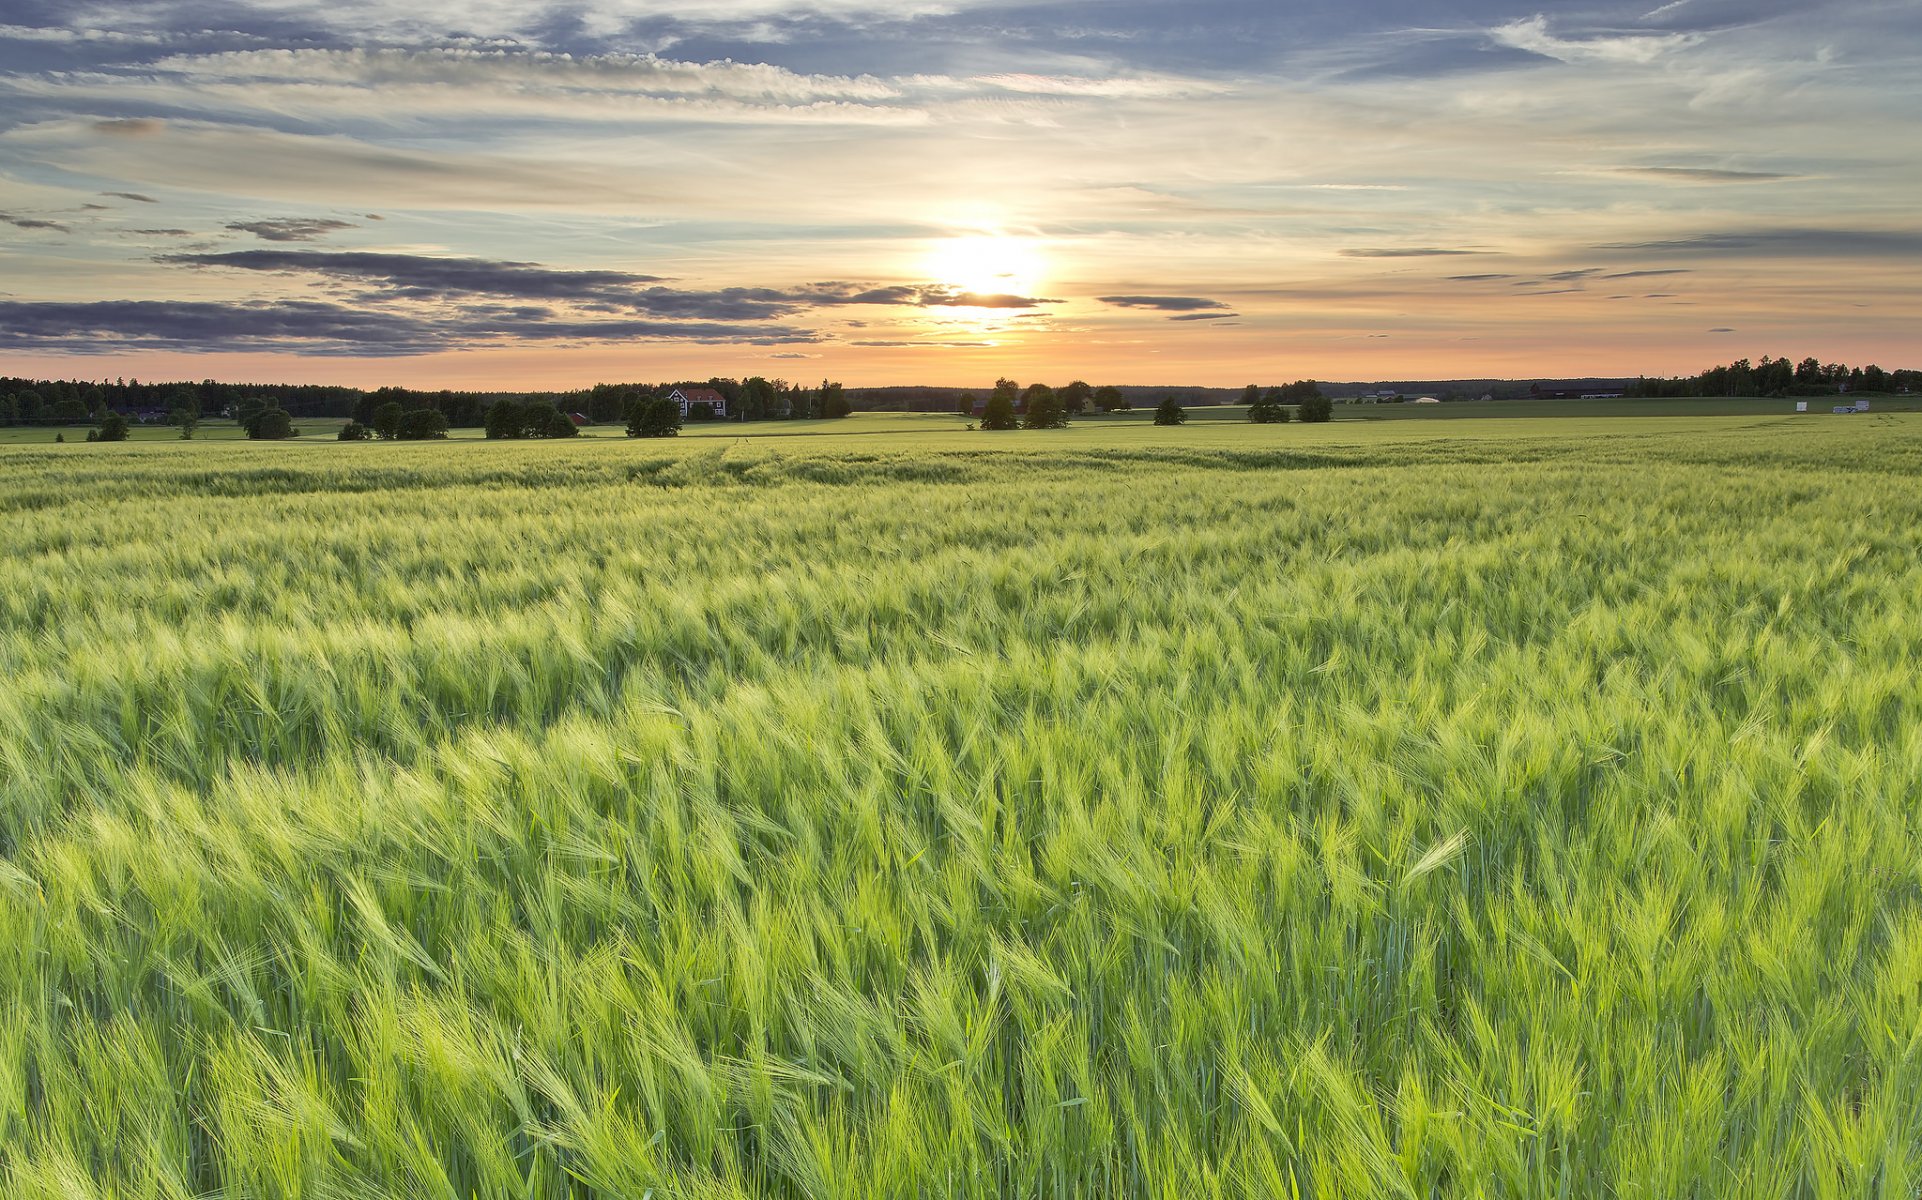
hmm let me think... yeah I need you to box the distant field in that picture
[2,392,1914,446]
[3,415,1920,1197]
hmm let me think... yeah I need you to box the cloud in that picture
[1491,15,1703,65]
[0,213,70,232]
[1097,295,1231,312]
[162,251,1058,319]
[1342,247,1484,258]
[0,299,815,355]
[103,191,159,203]
[1610,166,1797,183]
[92,118,165,136]
[1601,269,1691,279]
[1597,228,1922,257]
[1447,274,1513,282]
[225,217,358,242]
[1168,312,1239,321]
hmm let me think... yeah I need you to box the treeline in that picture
[974,379,1331,429]
[0,376,359,425]
[1626,357,1921,399]
[0,375,851,428]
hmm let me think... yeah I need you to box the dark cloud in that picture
[1,213,70,232]
[225,217,358,242]
[1602,269,1691,279]
[0,298,816,356]
[1597,228,1922,257]
[1168,312,1239,321]
[1342,247,1484,258]
[1612,167,1796,183]
[126,228,195,236]
[103,191,158,203]
[1708,327,1737,333]
[1447,273,1513,282]
[1097,294,1231,311]
[164,251,1056,316]
[93,118,165,135]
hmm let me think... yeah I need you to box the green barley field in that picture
[3,413,1920,1198]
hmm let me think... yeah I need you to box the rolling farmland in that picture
[3,414,1920,1197]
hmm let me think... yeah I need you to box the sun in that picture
[922,233,1046,301]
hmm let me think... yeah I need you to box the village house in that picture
[667,387,728,419]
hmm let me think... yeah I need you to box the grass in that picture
[2,414,1920,1196]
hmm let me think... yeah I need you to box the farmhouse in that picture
[667,387,728,418]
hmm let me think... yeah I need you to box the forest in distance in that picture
[3,354,1914,430]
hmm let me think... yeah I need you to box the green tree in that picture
[981,391,1019,430]
[628,396,683,438]
[371,401,405,440]
[818,380,852,419]
[95,412,131,442]
[956,392,977,416]
[484,399,525,439]
[1249,386,1289,423]
[1094,385,1129,412]
[1060,380,1093,414]
[1289,380,1332,423]
[992,377,1020,413]
[338,421,372,441]
[397,408,450,440]
[1023,384,1069,429]
[249,409,296,440]
[1153,396,1186,426]
[50,397,89,424]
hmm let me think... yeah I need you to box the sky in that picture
[0,0,1918,388]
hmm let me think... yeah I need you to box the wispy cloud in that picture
[1609,166,1799,183]
[1097,295,1232,312]
[226,217,358,242]
[1491,14,1703,65]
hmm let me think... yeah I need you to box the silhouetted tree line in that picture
[1624,357,1920,399]
[0,375,852,429]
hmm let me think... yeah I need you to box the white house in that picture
[667,387,728,418]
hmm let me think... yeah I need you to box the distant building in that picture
[667,387,727,418]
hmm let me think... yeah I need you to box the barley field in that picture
[2,414,1920,1198]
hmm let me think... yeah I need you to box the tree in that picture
[484,399,524,439]
[586,384,632,424]
[628,395,683,438]
[171,408,199,439]
[95,412,131,442]
[738,377,778,421]
[818,380,852,418]
[1094,385,1129,412]
[50,397,89,424]
[687,401,719,423]
[991,377,1021,413]
[249,409,296,439]
[234,396,268,431]
[1285,380,1332,423]
[956,392,977,416]
[1249,387,1289,423]
[1153,396,1186,426]
[1023,384,1069,429]
[371,401,405,440]
[338,421,372,441]
[397,408,449,440]
[980,390,1019,430]
[540,406,579,438]
[1060,380,1093,414]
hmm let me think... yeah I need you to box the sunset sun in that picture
[923,233,1047,301]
